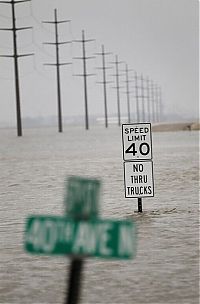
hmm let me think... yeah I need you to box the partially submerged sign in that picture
[25,176,137,260]
[122,123,154,208]
[25,216,137,259]
[122,123,152,161]
[124,161,154,198]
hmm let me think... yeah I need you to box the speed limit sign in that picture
[122,123,152,161]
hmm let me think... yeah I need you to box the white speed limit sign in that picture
[122,123,152,161]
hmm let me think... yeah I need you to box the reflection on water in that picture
[0,126,199,304]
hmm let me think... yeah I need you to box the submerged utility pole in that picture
[110,55,124,126]
[150,80,156,123]
[43,9,71,133]
[158,86,163,122]
[73,30,95,130]
[140,74,146,122]
[134,71,140,123]
[122,64,134,123]
[146,76,151,122]
[95,45,112,128]
[155,84,160,123]
[0,0,33,137]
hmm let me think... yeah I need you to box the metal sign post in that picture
[122,123,154,212]
[64,176,100,304]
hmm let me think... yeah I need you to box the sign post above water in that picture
[122,123,154,212]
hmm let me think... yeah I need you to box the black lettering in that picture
[132,164,143,172]
[143,186,148,194]
[139,175,143,183]
[144,175,147,183]
[134,135,140,141]
[125,128,129,134]
[139,143,150,156]
[148,186,152,194]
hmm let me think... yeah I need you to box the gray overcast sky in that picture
[0,0,198,125]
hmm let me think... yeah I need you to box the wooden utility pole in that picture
[146,76,151,122]
[95,45,112,128]
[155,84,160,122]
[73,30,95,130]
[43,9,71,133]
[134,71,140,123]
[140,74,146,122]
[150,80,156,123]
[158,86,163,122]
[110,55,124,126]
[0,0,33,136]
[123,64,134,123]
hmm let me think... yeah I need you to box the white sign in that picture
[124,161,154,198]
[122,123,152,161]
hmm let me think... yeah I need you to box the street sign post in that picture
[64,176,101,304]
[122,123,154,212]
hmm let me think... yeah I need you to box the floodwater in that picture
[0,125,199,304]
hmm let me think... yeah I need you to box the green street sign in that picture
[65,176,101,219]
[25,216,137,259]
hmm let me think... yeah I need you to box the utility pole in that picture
[0,0,33,137]
[110,55,124,126]
[140,74,146,122]
[133,71,140,123]
[150,80,156,123]
[43,9,71,133]
[155,84,160,122]
[95,44,112,128]
[158,86,163,122]
[146,76,151,122]
[73,30,95,130]
[122,64,135,123]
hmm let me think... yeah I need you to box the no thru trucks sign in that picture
[124,161,154,198]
